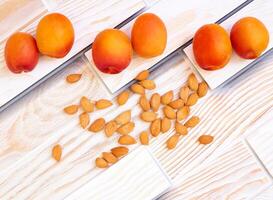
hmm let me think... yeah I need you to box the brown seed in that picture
[185,116,200,128]
[111,146,129,158]
[79,112,90,129]
[88,118,106,132]
[95,157,108,168]
[115,110,131,125]
[104,121,118,137]
[140,80,156,90]
[117,122,135,135]
[198,135,214,144]
[139,131,149,145]
[150,118,161,137]
[118,135,137,145]
[175,122,188,135]
[161,90,174,105]
[52,144,62,161]
[188,73,198,91]
[179,86,190,102]
[102,152,118,164]
[140,111,157,122]
[80,96,94,113]
[66,73,82,83]
[197,82,208,98]
[163,106,176,119]
[130,83,145,94]
[64,105,78,115]
[139,95,150,111]
[177,106,190,121]
[135,70,149,81]
[161,117,171,133]
[186,92,199,106]
[95,99,113,109]
[150,93,161,112]
[169,99,184,109]
[117,90,130,105]
[166,134,180,150]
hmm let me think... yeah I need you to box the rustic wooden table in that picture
[0,0,272,199]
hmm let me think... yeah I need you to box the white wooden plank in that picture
[184,0,273,89]
[159,141,272,200]
[65,146,171,200]
[85,0,246,93]
[255,185,273,200]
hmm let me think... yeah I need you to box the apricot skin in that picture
[131,13,167,58]
[92,29,132,74]
[5,32,39,73]
[230,17,269,59]
[193,24,232,70]
[36,13,74,58]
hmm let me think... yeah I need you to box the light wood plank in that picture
[159,141,271,200]
[255,185,273,200]
[185,0,273,89]
[85,0,246,93]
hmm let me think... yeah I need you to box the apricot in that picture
[193,24,232,70]
[230,17,269,59]
[131,13,167,58]
[36,13,74,58]
[5,32,39,73]
[92,29,132,74]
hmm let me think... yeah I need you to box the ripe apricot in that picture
[5,32,39,73]
[92,29,132,74]
[230,17,269,59]
[36,13,74,58]
[193,24,232,70]
[131,13,167,58]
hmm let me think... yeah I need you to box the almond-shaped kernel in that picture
[169,99,184,109]
[115,110,131,125]
[175,122,188,135]
[188,73,198,91]
[140,111,157,122]
[89,118,105,132]
[104,121,118,137]
[118,135,137,145]
[79,112,90,129]
[198,135,214,144]
[95,157,108,168]
[135,70,149,81]
[52,144,62,161]
[117,122,135,135]
[117,90,130,105]
[179,86,190,102]
[64,105,78,115]
[130,83,145,94]
[166,134,180,150]
[111,146,129,158]
[161,90,174,105]
[139,131,149,145]
[161,117,171,133]
[163,106,176,119]
[66,73,82,83]
[139,95,150,111]
[186,92,198,106]
[102,152,118,164]
[197,82,208,98]
[150,118,161,137]
[185,116,200,128]
[150,93,160,112]
[95,99,113,109]
[140,80,156,90]
[80,96,94,113]
[177,106,190,121]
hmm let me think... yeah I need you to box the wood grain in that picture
[159,141,271,200]
[85,0,246,93]
[256,185,273,200]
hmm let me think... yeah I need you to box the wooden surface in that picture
[0,0,273,199]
